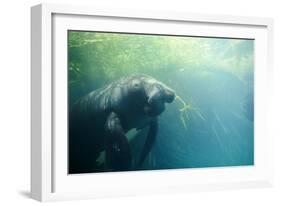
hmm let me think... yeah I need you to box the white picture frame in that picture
[31,3,274,202]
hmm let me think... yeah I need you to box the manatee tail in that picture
[138,118,158,167]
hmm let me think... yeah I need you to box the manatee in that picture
[69,74,175,173]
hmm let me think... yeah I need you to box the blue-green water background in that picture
[69,31,254,170]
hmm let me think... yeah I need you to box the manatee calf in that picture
[69,74,175,173]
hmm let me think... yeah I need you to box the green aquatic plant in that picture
[175,95,206,130]
[175,95,189,130]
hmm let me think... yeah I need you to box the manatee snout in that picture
[145,84,175,116]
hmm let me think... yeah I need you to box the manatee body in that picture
[69,74,175,173]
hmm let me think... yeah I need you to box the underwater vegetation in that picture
[68,31,254,172]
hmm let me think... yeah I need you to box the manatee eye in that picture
[133,82,140,88]
[132,80,142,90]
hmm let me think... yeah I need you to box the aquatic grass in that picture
[175,95,206,130]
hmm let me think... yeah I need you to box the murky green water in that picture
[68,31,254,173]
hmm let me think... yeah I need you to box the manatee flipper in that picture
[105,112,132,171]
[138,118,158,167]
